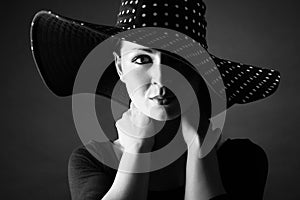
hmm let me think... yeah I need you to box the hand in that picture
[181,99,202,146]
[115,102,156,152]
[181,100,222,157]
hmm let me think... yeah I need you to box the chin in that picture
[131,97,181,121]
[146,101,181,121]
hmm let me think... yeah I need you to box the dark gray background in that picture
[1,0,299,199]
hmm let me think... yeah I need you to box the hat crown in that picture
[116,0,208,49]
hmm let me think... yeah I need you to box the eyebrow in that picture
[133,48,155,53]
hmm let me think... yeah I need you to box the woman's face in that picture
[114,40,200,121]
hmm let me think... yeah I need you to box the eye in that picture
[132,55,153,65]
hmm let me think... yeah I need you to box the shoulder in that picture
[218,138,267,156]
[68,141,117,200]
[217,138,268,199]
[68,140,119,172]
[217,138,268,165]
[68,141,107,171]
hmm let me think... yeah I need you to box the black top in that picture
[68,139,268,200]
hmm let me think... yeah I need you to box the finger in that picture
[130,101,136,110]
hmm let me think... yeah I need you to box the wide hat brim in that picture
[30,10,281,109]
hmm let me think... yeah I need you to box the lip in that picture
[149,95,176,100]
[149,95,176,105]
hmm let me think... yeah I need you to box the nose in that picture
[150,62,171,87]
[150,63,174,97]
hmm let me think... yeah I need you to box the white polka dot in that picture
[164,3,168,6]
[175,5,179,8]
[175,14,179,17]
[175,24,179,27]
[142,13,146,17]
[153,22,157,26]
[185,7,188,10]
[193,9,196,13]
[142,23,146,26]
[142,4,146,8]
[126,10,130,14]
[164,12,168,16]
[185,26,189,30]
[185,16,188,20]
[164,22,168,26]
[153,3,157,6]
[268,73,272,75]
[132,9,136,13]
[128,18,132,22]
[153,12,157,16]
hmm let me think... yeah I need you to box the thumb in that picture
[130,101,152,127]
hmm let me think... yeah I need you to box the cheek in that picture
[123,69,150,98]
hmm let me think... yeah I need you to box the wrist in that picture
[124,140,154,153]
[187,136,201,158]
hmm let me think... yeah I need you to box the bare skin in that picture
[102,40,225,200]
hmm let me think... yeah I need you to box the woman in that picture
[30,0,280,199]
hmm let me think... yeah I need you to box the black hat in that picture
[30,0,280,109]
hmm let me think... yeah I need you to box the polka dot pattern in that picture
[29,0,281,108]
[116,0,208,49]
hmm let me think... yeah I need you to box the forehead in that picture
[120,40,159,56]
[119,40,197,72]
